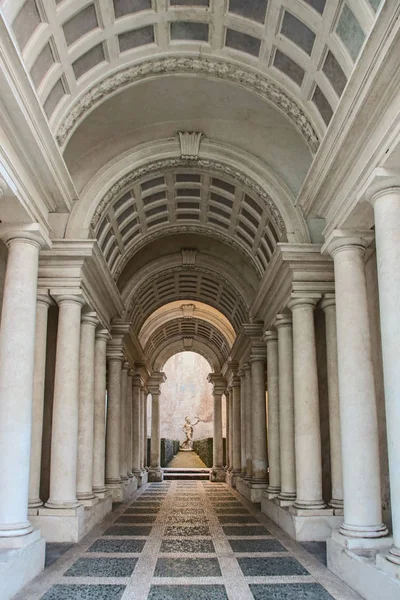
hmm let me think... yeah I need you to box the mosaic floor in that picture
[16,481,362,600]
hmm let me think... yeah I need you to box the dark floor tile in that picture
[211,502,244,508]
[41,584,125,599]
[217,515,259,524]
[155,557,221,577]
[45,543,74,568]
[148,584,228,600]
[116,515,157,523]
[229,539,287,553]
[300,542,327,566]
[65,557,137,577]
[125,507,159,514]
[214,509,250,515]
[165,524,210,536]
[223,525,269,536]
[238,557,309,577]
[103,525,152,536]
[249,583,334,599]
[160,539,215,553]
[87,539,146,553]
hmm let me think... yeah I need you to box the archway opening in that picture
[156,351,225,474]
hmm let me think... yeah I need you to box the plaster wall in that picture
[154,352,218,443]
[365,248,391,530]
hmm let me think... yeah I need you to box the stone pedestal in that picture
[0,529,45,600]
[148,468,164,482]
[236,477,268,503]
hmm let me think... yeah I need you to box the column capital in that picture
[250,343,266,362]
[263,329,278,343]
[81,311,98,328]
[288,296,319,311]
[128,367,135,378]
[95,328,111,342]
[231,376,241,388]
[36,289,53,308]
[0,222,51,249]
[148,372,166,395]
[207,373,226,395]
[322,229,374,257]
[106,351,124,362]
[274,313,292,329]
[243,362,251,373]
[52,293,86,307]
[320,294,336,311]
[237,369,244,378]
[122,361,130,372]
[132,372,145,389]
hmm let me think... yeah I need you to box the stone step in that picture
[162,468,210,480]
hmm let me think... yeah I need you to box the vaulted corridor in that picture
[16,482,361,600]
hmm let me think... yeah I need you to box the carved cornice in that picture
[56,56,320,152]
[91,157,285,233]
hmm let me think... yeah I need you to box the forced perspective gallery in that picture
[0,1,399,599]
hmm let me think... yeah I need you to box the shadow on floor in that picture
[45,543,74,568]
[300,541,327,566]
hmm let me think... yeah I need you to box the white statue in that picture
[180,415,203,451]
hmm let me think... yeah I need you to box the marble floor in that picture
[15,481,363,600]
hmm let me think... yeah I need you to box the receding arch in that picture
[153,338,221,373]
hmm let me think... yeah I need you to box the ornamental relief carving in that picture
[91,157,286,233]
[56,56,320,152]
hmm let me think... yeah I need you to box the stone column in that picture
[288,298,326,511]
[28,292,52,509]
[231,376,242,474]
[77,311,98,503]
[131,374,142,477]
[126,369,134,478]
[46,294,85,509]
[105,354,123,487]
[324,231,388,538]
[208,374,225,480]
[92,329,109,494]
[0,226,46,538]
[250,348,268,482]
[238,369,246,476]
[321,296,343,511]
[228,387,234,471]
[225,391,230,469]
[243,363,252,479]
[265,330,281,497]
[142,387,148,470]
[119,362,129,481]
[148,373,166,482]
[371,188,400,563]
[275,314,296,503]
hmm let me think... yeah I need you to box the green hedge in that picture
[193,438,213,467]
[161,438,179,467]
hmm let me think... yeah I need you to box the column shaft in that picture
[77,312,98,501]
[372,189,400,560]
[250,354,268,481]
[150,394,160,468]
[28,294,52,508]
[213,393,223,469]
[289,299,325,510]
[244,364,252,478]
[321,298,343,509]
[46,295,84,509]
[142,388,148,469]
[265,331,280,495]
[132,378,141,475]
[276,315,296,502]
[228,389,234,470]
[105,357,123,485]
[119,364,128,481]
[327,233,387,538]
[239,371,246,475]
[225,393,230,469]
[92,330,109,493]
[0,234,41,536]
[231,380,241,472]
[126,371,133,477]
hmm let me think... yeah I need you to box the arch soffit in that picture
[139,301,236,348]
[56,56,321,154]
[121,254,255,319]
[152,338,221,373]
[65,140,310,245]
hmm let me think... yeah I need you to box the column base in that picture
[328,531,399,600]
[261,497,342,541]
[0,528,45,600]
[265,485,281,500]
[226,469,241,488]
[236,477,268,503]
[277,491,296,506]
[293,499,327,511]
[339,522,389,539]
[148,467,164,482]
[209,467,226,482]
[30,497,112,543]
[28,498,44,510]
[137,471,148,487]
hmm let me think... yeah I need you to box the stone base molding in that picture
[328,532,400,600]
[236,477,268,503]
[0,529,45,600]
[226,469,241,489]
[30,497,112,543]
[209,467,226,482]
[261,497,342,542]
[148,467,164,482]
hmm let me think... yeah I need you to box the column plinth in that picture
[275,315,296,503]
[45,294,85,510]
[323,231,388,539]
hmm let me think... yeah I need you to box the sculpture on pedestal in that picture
[180,416,204,451]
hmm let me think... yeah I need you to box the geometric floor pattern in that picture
[16,481,362,600]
